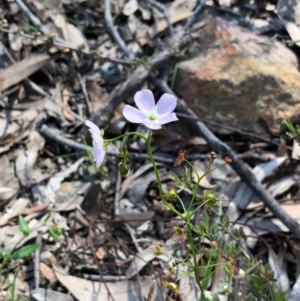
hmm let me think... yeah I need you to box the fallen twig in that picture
[39,124,90,151]
[113,171,121,219]
[103,0,133,58]
[15,0,73,48]
[28,81,85,123]
[144,0,175,37]
[146,280,156,301]
[184,0,207,30]
[88,226,116,301]
[78,74,93,117]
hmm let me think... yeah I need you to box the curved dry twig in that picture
[184,0,207,30]
[144,0,175,36]
[15,0,73,48]
[103,0,133,58]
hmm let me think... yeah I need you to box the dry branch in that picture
[103,0,133,58]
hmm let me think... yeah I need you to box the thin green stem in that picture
[186,221,204,296]
[176,195,187,215]
[105,132,145,143]
[145,131,185,219]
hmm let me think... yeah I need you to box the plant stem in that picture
[145,131,185,219]
[186,221,204,297]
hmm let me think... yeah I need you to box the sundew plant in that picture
[85,89,285,301]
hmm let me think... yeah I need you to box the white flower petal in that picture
[156,93,177,117]
[96,150,105,168]
[123,105,146,123]
[158,112,178,125]
[85,120,101,135]
[143,119,162,130]
[134,90,155,115]
[93,134,104,148]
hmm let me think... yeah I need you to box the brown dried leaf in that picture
[0,109,39,153]
[8,23,23,52]
[52,14,89,51]
[15,131,45,187]
[0,187,18,202]
[40,262,56,283]
[52,260,160,301]
[62,88,75,122]
[0,198,29,226]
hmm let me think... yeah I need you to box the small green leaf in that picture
[48,227,61,241]
[18,215,30,237]
[284,119,297,136]
[44,211,52,223]
[11,243,40,260]
[202,210,210,234]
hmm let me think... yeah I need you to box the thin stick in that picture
[0,28,132,66]
[184,0,207,30]
[145,0,175,36]
[15,0,72,48]
[113,171,121,219]
[88,226,116,301]
[28,81,85,123]
[146,280,156,301]
[103,0,133,58]
[39,124,90,151]
[78,74,93,117]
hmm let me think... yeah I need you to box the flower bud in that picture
[118,146,129,176]
[163,186,177,201]
[203,190,220,205]
[210,151,217,160]
[118,161,130,177]
[238,269,246,279]
[224,156,232,164]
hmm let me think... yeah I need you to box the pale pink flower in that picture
[85,120,105,167]
[122,89,178,130]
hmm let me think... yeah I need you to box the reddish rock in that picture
[174,17,300,135]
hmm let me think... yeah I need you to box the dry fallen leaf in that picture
[40,262,56,283]
[8,23,23,52]
[122,0,139,16]
[31,288,73,301]
[0,109,40,153]
[0,55,50,92]
[95,247,106,259]
[52,14,89,51]
[62,88,75,122]
[0,198,29,226]
[52,260,161,301]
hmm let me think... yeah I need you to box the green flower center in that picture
[148,113,157,121]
